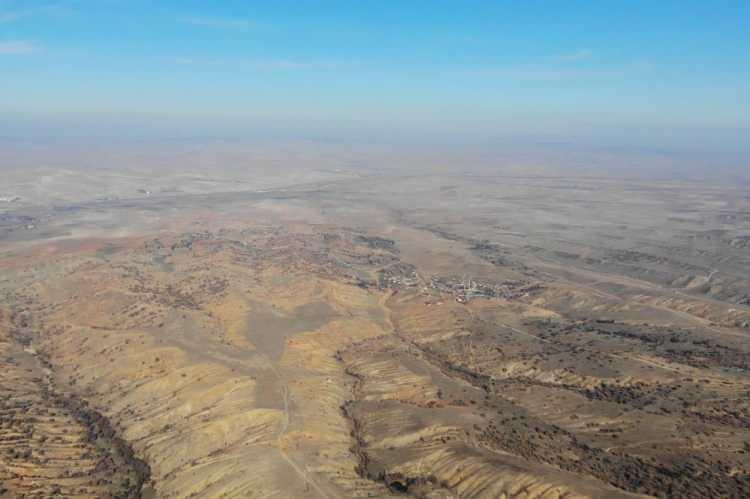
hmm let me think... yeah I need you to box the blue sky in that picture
[1,0,748,135]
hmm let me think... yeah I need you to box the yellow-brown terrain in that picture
[1,173,749,498]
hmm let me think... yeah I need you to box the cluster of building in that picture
[376,262,542,304]
[427,276,542,304]
[377,263,421,289]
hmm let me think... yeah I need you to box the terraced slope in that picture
[0,309,150,498]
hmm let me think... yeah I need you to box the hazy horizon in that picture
[1,111,748,187]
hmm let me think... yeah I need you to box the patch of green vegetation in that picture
[96,243,122,258]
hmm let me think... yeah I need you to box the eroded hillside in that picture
[1,174,749,498]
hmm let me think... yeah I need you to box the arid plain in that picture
[1,150,749,498]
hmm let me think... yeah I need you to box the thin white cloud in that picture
[168,57,228,66]
[0,3,62,23]
[250,60,345,70]
[181,16,264,30]
[170,57,198,65]
[167,56,356,71]
[468,61,653,82]
[0,41,39,54]
[0,11,22,22]
[554,49,593,62]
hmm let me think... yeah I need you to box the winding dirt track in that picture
[277,383,333,499]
